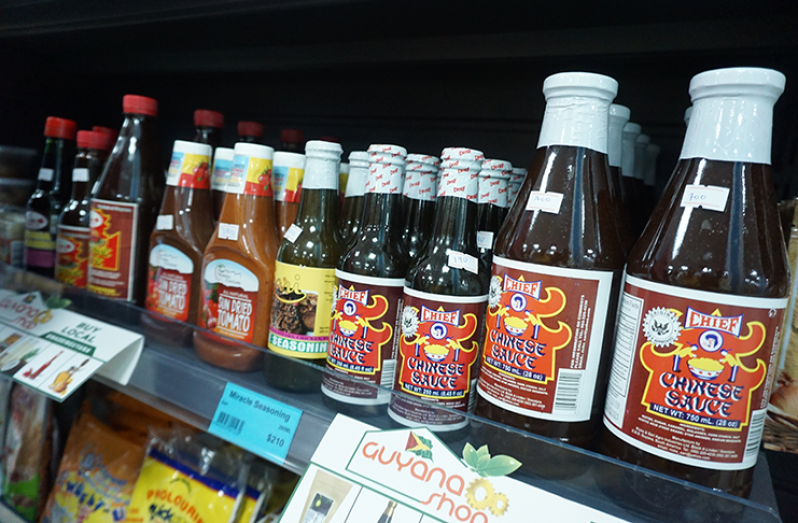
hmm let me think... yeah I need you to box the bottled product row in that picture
[6,65,791,500]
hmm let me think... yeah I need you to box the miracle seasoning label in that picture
[87,199,138,300]
[322,271,405,404]
[55,225,90,288]
[389,287,487,427]
[477,256,615,422]
[269,261,337,359]
[145,244,194,322]
[199,259,259,343]
[603,275,787,470]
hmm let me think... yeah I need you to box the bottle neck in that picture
[537,95,611,154]
[38,137,73,192]
[428,195,479,255]
[621,132,639,178]
[607,116,626,168]
[345,165,368,197]
[303,156,339,190]
[295,187,339,234]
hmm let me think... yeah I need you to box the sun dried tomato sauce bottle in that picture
[401,154,439,259]
[238,121,264,144]
[474,72,626,449]
[55,130,112,288]
[477,159,512,272]
[210,147,235,222]
[272,151,306,240]
[194,109,224,150]
[338,151,369,246]
[601,67,789,497]
[143,141,215,346]
[322,144,409,411]
[389,147,488,432]
[88,95,164,304]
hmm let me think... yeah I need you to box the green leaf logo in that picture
[462,443,521,478]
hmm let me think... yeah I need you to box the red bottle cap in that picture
[194,109,224,129]
[43,117,77,140]
[280,128,305,144]
[319,136,340,144]
[123,94,158,117]
[238,121,264,137]
[77,130,113,151]
[92,126,118,150]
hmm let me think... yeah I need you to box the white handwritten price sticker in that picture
[526,191,564,214]
[72,168,89,182]
[155,215,173,231]
[447,250,479,274]
[477,231,494,250]
[680,184,730,212]
[209,383,303,465]
[284,224,303,243]
[218,223,240,241]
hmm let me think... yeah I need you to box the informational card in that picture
[279,415,630,523]
[0,289,143,401]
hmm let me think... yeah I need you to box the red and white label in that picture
[88,199,138,301]
[478,172,508,207]
[199,259,259,343]
[437,169,478,201]
[55,225,90,288]
[145,244,194,322]
[367,163,403,195]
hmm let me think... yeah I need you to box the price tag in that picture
[477,230,494,250]
[526,191,564,214]
[155,215,173,231]
[284,224,303,243]
[209,382,303,465]
[72,168,89,182]
[218,222,239,241]
[447,250,479,274]
[38,168,54,181]
[680,184,730,212]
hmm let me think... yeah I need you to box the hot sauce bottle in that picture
[55,130,112,288]
[338,151,369,246]
[25,116,77,278]
[194,109,224,150]
[238,121,264,144]
[266,140,344,390]
[272,151,306,240]
[601,67,789,497]
[388,147,488,432]
[210,147,235,221]
[476,159,512,272]
[194,142,278,371]
[401,154,439,259]
[143,141,215,345]
[88,95,165,304]
[322,144,409,409]
[474,72,626,449]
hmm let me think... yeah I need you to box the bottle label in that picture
[322,271,405,403]
[155,215,173,231]
[418,172,437,202]
[680,183,730,212]
[477,231,494,250]
[389,287,487,427]
[403,170,422,199]
[24,211,55,269]
[273,165,304,203]
[478,174,506,207]
[55,225,90,287]
[227,155,274,197]
[437,169,478,201]
[603,275,786,470]
[269,261,337,359]
[38,168,53,181]
[167,151,211,189]
[72,167,89,182]
[525,191,564,214]
[199,259,259,343]
[210,157,232,192]
[87,199,139,300]
[145,244,194,322]
[366,163,403,194]
[476,257,615,422]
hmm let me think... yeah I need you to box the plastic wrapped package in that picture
[236,460,279,523]
[0,375,13,487]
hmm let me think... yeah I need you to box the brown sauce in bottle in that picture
[338,151,368,246]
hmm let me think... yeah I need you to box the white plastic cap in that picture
[610,104,631,121]
[608,104,631,168]
[440,147,485,163]
[542,72,618,101]
[348,150,369,169]
[213,146,235,162]
[689,67,785,102]
[623,122,642,136]
[481,159,513,173]
[234,141,274,160]
[273,151,305,169]
[636,134,651,145]
[172,140,212,158]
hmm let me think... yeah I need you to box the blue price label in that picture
[208,383,303,465]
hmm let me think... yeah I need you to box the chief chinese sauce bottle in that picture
[401,154,439,259]
[602,67,789,497]
[477,159,512,271]
[194,142,278,371]
[388,147,488,432]
[193,109,224,150]
[338,151,369,245]
[322,145,408,409]
[474,72,625,449]
[272,151,306,239]
[25,116,77,277]
[210,147,235,221]
[88,95,164,304]
[55,130,112,287]
[143,141,215,346]
[266,140,344,390]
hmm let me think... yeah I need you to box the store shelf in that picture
[0,262,786,523]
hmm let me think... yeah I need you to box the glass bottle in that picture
[338,151,368,245]
[608,104,635,251]
[401,154,439,259]
[193,109,224,150]
[322,144,409,410]
[210,147,235,222]
[272,151,306,240]
[25,116,77,277]
[621,122,645,236]
[476,159,512,273]
[642,142,660,206]
[633,133,651,228]
[88,95,165,304]
[238,121,264,144]
[601,67,788,497]
[389,147,488,432]
[143,141,215,346]
[338,161,350,207]
[474,72,626,450]
[55,130,111,288]
[280,128,305,153]
[507,167,526,209]
[194,142,278,371]
[92,125,118,145]
[266,140,344,390]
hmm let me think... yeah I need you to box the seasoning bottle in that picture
[388,147,488,432]
[266,140,343,390]
[338,151,369,245]
[210,147,235,221]
[473,72,626,449]
[194,142,278,371]
[621,122,644,235]
[401,154,439,259]
[608,104,635,251]
[143,140,215,345]
[601,67,788,497]
[272,151,306,240]
[25,116,77,277]
[193,109,224,150]
[477,159,512,272]
[88,95,165,304]
[55,130,111,288]
[280,128,305,153]
[238,121,264,144]
[322,144,409,409]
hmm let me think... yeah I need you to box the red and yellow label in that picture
[603,275,786,470]
[168,151,211,189]
[243,157,273,197]
[55,225,90,288]
[87,200,138,300]
[145,244,194,322]
[199,259,259,343]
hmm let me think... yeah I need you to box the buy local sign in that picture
[279,415,629,523]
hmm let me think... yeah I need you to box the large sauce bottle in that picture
[601,67,789,497]
[476,159,512,272]
[25,116,77,277]
[266,140,343,390]
[238,121,264,144]
[322,144,408,409]
[144,141,215,345]
[338,151,368,245]
[474,72,626,449]
[194,142,278,371]
[88,95,164,304]
[401,154,439,259]
[193,109,224,150]
[389,147,488,432]
[272,151,306,240]
[55,130,112,287]
[210,147,235,221]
